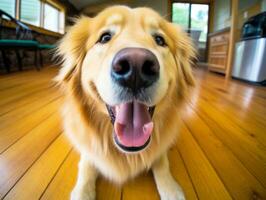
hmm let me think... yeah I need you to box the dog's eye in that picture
[154,35,166,47]
[98,32,112,44]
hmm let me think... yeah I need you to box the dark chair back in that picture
[0,9,33,40]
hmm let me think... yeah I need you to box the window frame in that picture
[169,0,211,61]
[1,0,65,35]
[171,1,210,34]
[19,0,42,27]
[0,0,17,19]
[43,2,61,33]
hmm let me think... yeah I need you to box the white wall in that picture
[212,0,265,32]
[81,0,168,17]
[130,0,168,17]
[262,0,266,11]
[212,0,231,31]
[239,0,261,10]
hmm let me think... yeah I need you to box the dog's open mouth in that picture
[106,101,155,153]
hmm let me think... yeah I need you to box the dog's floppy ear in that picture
[164,22,196,88]
[55,16,91,83]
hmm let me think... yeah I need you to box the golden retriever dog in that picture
[56,5,195,200]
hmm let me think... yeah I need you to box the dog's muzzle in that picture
[111,47,159,93]
[106,48,159,153]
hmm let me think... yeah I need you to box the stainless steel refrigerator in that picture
[232,12,266,84]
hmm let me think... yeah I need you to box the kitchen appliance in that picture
[232,11,266,84]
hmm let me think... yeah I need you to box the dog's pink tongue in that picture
[114,101,153,147]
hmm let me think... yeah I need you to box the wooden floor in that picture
[0,66,266,200]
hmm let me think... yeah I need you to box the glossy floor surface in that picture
[0,66,265,200]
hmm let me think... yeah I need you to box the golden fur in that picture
[56,5,195,199]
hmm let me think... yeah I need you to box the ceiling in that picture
[68,0,133,14]
[69,0,212,10]
[68,0,109,10]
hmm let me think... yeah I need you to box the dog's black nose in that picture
[111,48,159,91]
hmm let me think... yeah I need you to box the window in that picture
[44,3,59,32]
[44,3,65,33]
[172,3,189,29]
[0,0,16,18]
[172,3,209,42]
[191,4,209,42]
[59,12,65,34]
[20,0,41,26]
[43,2,65,33]
[0,0,65,33]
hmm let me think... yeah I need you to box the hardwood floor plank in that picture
[177,123,232,200]
[0,68,57,88]
[97,177,122,200]
[0,98,62,153]
[40,150,79,200]
[182,105,266,199]
[40,148,123,200]
[202,94,266,147]
[191,91,266,150]
[211,82,266,106]
[195,69,266,98]
[200,83,266,123]
[195,73,266,121]
[2,134,71,200]
[168,148,199,200]
[0,68,58,107]
[0,70,54,93]
[0,82,55,107]
[188,99,266,187]
[0,112,62,198]
[0,72,56,92]
[194,86,266,144]
[0,89,60,126]
[0,86,58,116]
[122,172,160,200]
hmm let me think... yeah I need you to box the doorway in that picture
[172,2,210,62]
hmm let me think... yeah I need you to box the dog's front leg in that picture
[152,154,185,200]
[71,154,98,200]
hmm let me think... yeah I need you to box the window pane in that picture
[0,0,16,18]
[44,3,59,32]
[59,11,65,34]
[172,3,189,30]
[20,0,41,26]
[191,4,209,42]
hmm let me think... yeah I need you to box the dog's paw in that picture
[70,187,96,200]
[158,180,186,200]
